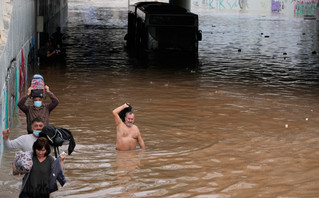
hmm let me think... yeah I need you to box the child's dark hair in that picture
[33,137,51,157]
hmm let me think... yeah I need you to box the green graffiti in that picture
[261,1,268,9]
[295,1,318,16]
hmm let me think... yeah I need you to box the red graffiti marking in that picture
[19,49,26,93]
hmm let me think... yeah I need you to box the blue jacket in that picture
[20,155,66,195]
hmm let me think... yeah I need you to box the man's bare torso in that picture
[116,123,139,151]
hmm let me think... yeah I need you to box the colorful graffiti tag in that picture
[271,0,319,15]
[0,88,8,161]
[201,0,319,15]
[272,0,282,12]
[294,0,318,16]
[0,36,34,161]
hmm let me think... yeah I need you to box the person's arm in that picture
[46,49,56,57]
[112,103,130,125]
[59,153,66,169]
[18,87,32,113]
[60,160,64,169]
[45,85,59,111]
[137,129,146,149]
[2,129,24,149]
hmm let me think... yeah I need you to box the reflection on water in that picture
[1,0,319,197]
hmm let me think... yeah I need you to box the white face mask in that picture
[34,101,42,107]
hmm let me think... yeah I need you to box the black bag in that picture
[31,89,44,98]
[40,125,76,158]
[118,104,132,122]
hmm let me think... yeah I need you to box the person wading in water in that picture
[112,103,146,151]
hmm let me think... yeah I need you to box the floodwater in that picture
[1,0,319,197]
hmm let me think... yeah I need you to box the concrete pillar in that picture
[169,0,191,11]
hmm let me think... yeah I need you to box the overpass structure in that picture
[0,0,318,159]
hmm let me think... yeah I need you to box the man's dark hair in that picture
[31,117,44,124]
[33,137,51,157]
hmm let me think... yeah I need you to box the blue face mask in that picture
[33,130,41,137]
[34,101,42,108]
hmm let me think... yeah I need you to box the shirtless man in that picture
[112,103,145,151]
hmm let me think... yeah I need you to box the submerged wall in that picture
[0,0,67,161]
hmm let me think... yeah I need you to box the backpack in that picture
[31,74,45,98]
[118,104,132,122]
[40,125,76,158]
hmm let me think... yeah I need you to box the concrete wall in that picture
[0,0,67,161]
[192,0,319,18]
[0,0,37,161]
[128,0,319,17]
[39,0,68,44]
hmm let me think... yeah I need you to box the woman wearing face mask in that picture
[19,137,66,198]
[18,84,59,134]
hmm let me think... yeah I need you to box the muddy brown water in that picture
[1,1,319,197]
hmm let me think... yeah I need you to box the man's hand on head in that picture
[45,85,51,93]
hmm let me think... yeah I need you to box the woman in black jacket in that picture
[19,137,65,198]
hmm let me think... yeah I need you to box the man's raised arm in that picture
[112,103,130,125]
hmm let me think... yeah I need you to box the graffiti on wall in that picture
[207,0,274,10]
[209,0,240,9]
[294,0,318,16]
[272,0,282,11]
[0,36,34,161]
[239,0,248,10]
[0,88,8,161]
[199,0,319,15]
[260,0,269,10]
[271,0,318,15]
[19,49,26,93]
